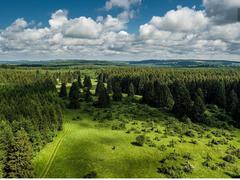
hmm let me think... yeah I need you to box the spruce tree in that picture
[112,80,122,101]
[6,129,33,178]
[83,76,92,89]
[95,81,103,96]
[59,82,67,98]
[84,88,93,102]
[191,94,206,123]
[227,89,238,116]
[128,82,135,101]
[214,81,226,109]
[172,81,193,118]
[69,82,80,109]
[142,81,155,106]
[0,120,13,178]
[96,83,111,108]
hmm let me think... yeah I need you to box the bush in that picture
[189,139,198,144]
[185,130,195,137]
[223,155,236,163]
[132,135,145,146]
[183,152,193,160]
[83,171,97,178]
[182,162,194,173]
[158,145,167,151]
[167,140,177,148]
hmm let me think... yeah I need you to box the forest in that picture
[0,65,240,178]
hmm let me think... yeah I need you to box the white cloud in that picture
[0,1,240,61]
[105,0,142,10]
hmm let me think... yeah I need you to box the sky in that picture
[0,0,239,61]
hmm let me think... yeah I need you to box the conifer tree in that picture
[59,82,67,98]
[95,81,103,96]
[172,81,193,118]
[142,81,155,106]
[112,80,122,101]
[0,121,13,178]
[214,81,226,109]
[128,82,135,101]
[227,89,238,116]
[69,82,80,109]
[83,76,92,89]
[6,129,33,178]
[191,94,206,123]
[96,83,111,108]
[84,88,93,102]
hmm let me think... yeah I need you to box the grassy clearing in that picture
[33,102,240,178]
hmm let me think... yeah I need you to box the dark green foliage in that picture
[59,82,67,98]
[83,171,97,178]
[112,80,122,101]
[223,155,236,163]
[95,83,111,108]
[128,82,135,102]
[84,88,93,102]
[83,76,92,89]
[213,81,226,109]
[107,79,113,94]
[69,82,80,109]
[142,81,155,106]
[227,90,238,116]
[172,81,192,118]
[77,74,83,88]
[132,135,145,146]
[6,129,34,178]
[191,92,205,123]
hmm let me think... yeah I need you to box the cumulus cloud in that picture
[203,0,240,24]
[0,0,240,61]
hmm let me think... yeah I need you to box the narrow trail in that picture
[40,122,71,178]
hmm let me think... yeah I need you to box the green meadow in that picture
[33,102,240,178]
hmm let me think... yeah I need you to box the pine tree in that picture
[69,82,80,109]
[172,81,193,118]
[107,79,113,94]
[83,76,92,89]
[98,73,104,83]
[142,81,155,106]
[95,81,103,96]
[6,129,33,178]
[158,84,174,110]
[0,120,13,178]
[96,83,111,108]
[214,81,226,109]
[59,82,67,98]
[112,80,122,101]
[128,82,135,101]
[84,88,93,102]
[227,89,238,116]
[191,94,206,123]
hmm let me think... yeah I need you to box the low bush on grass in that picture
[83,171,97,178]
[158,145,167,151]
[131,135,145,146]
[184,130,195,137]
[223,155,236,163]
[183,152,193,160]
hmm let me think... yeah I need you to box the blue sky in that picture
[0,0,239,61]
[0,0,202,33]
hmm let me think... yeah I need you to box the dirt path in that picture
[40,123,70,178]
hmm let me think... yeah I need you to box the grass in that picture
[33,102,240,178]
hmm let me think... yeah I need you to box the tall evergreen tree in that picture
[128,82,135,101]
[191,94,206,123]
[142,81,155,106]
[84,88,93,102]
[69,82,80,109]
[96,83,111,108]
[227,89,238,116]
[107,79,113,94]
[59,82,67,98]
[214,81,226,109]
[112,80,122,101]
[172,81,193,118]
[83,76,92,89]
[0,121,13,178]
[95,81,103,96]
[6,129,33,178]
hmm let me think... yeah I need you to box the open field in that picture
[33,102,240,178]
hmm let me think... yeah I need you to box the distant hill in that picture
[0,59,240,68]
[128,59,240,67]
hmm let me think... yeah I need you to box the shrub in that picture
[216,162,226,169]
[157,165,182,178]
[223,155,236,163]
[167,139,177,148]
[182,162,194,173]
[183,152,193,160]
[154,137,161,141]
[185,130,195,137]
[83,171,97,178]
[158,145,167,151]
[132,135,145,146]
[189,139,198,144]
